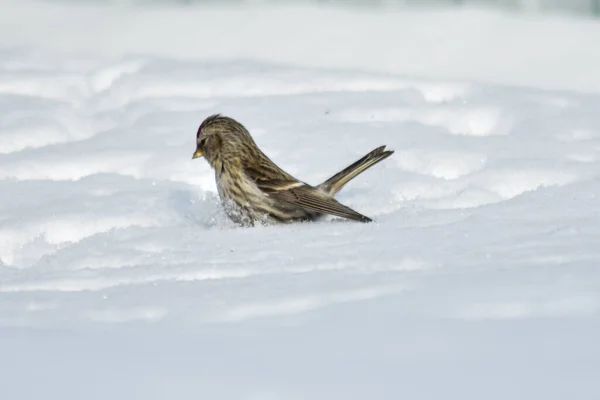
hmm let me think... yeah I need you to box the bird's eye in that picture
[198,137,207,147]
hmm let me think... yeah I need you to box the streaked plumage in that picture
[192,114,393,226]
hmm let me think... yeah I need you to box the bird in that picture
[192,114,393,227]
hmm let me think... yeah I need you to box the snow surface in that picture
[2,0,600,94]
[1,1,600,399]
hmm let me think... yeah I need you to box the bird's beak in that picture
[192,148,204,159]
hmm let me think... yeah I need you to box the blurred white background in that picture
[2,0,600,93]
[35,0,600,17]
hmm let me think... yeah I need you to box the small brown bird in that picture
[193,114,393,226]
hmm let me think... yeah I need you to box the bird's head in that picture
[193,114,257,167]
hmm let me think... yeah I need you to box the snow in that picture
[1,1,600,399]
[3,0,600,94]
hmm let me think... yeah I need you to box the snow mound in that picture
[1,5,600,399]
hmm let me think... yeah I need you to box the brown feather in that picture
[317,145,394,196]
[254,179,372,223]
[194,114,392,226]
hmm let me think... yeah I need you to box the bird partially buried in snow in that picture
[192,114,393,226]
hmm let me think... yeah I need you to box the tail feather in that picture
[317,145,394,196]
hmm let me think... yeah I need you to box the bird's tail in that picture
[317,145,394,197]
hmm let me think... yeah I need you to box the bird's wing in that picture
[245,167,372,223]
[266,184,372,223]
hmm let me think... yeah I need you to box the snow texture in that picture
[1,1,600,399]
